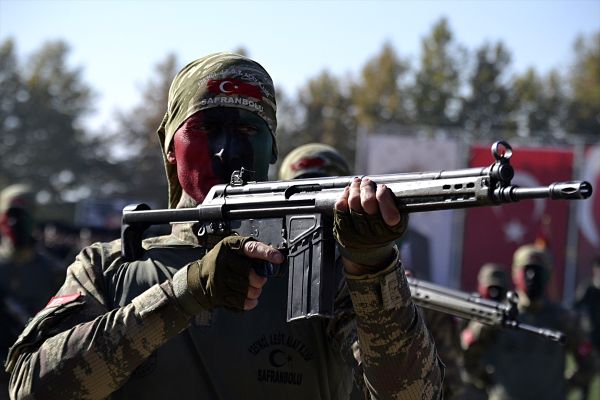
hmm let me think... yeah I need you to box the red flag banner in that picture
[461,145,574,300]
[575,145,600,292]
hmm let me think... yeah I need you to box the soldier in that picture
[462,245,594,399]
[0,184,63,399]
[278,143,351,180]
[460,263,509,399]
[5,53,442,399]
[573,257,600,398]
[575,257,600,352]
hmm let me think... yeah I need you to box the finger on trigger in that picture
[244,240,284,264]
[376,184,402,226]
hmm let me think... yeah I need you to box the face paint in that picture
[0,207,34,249]
[171,108,273,203]
[515,264,546,301]
[479,285,506,301]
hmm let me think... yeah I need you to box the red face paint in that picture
[0,207,34,248]
[170,108,272,204]
[513,268,527,293]
[171,114,221,204]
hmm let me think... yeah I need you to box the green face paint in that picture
[241,110,273,181]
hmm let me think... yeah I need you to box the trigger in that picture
[253,262,283,278]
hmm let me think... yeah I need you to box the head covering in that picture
[278,143,351,180]
[478,263,508,288]
[157,52,277,208]
[0,184,34,214]
[512,244,551,273]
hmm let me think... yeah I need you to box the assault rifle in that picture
[121,141,591,335]
[408,277,565,342]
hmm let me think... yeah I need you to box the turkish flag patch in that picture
[45,293,82,308]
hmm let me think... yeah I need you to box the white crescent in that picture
[219,81,233,93]
[577,145,600,246]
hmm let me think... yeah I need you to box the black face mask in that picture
[3,207,34,249]
[486,285,507,302]
[203,108,271,183]
[523,264,547,301]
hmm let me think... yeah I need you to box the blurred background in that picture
[0,0,598,298]
[1,1,599,398]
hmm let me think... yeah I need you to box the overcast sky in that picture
[1,0,598,131]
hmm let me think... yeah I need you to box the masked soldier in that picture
[0,184,63,398]
[459,263,509,399]
[462,245,594,399]
[5,53,442,400]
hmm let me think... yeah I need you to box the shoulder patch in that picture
[45,292,82,308]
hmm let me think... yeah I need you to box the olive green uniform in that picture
[6,223,442,399]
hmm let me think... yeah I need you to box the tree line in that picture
[0,18,598,217]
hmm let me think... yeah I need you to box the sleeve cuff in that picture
[345,252,413,316]
[170,265,207,317]
[130,281,191,333]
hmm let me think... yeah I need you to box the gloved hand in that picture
[333,178,408,274]
[185,236,283,311]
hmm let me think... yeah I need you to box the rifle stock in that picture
[121,141,591,332]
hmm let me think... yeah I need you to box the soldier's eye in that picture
[189,122,214,133]
[237,124,259,136]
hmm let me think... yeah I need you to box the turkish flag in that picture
[461,145,574,301]
[575,145,600,291]
[207,78,263,99]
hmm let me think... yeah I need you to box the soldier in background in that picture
[0,184,64,399]
[574,257,600,397]
[278,142,351,180]
[280,143,464,399]
[575,257,600,352]
[462,245,594,399]
[460,263,509,399]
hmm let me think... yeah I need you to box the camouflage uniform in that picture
[5,53,442,399]
[420,309,464,399]
[5,225,441,399]
[461,247,594,400]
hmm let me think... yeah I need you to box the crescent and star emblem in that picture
[269,349,291,368]
[219,81,234,93]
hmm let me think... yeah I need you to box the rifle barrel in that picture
[510,181,592,200]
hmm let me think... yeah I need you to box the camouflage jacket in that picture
[5,224,442,400]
